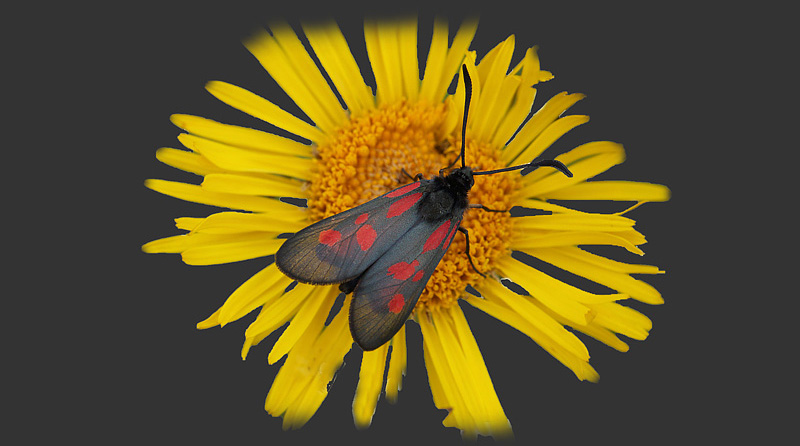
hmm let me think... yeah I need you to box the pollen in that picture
[307,100,518,312]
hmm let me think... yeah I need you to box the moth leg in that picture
[468,203,508,213]
[457,226,486,278]
[400,168,424,182]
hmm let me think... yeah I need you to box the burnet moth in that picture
[276,65,573,351]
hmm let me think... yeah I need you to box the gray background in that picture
[8,1,789,444]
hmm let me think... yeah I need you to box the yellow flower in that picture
[144,17,669,439]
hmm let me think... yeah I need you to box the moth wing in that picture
[275,181,426,284]
[349,214,463,350]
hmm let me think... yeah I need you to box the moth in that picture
[276,66,572,350]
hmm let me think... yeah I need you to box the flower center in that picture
[308,100,517,312]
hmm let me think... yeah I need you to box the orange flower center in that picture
[308,100,518,311]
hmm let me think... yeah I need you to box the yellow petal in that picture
[268,286,339,364]
[201,173,306,199]
[268,22,350,129]
[245,29,344,134]
[542,180,671,202]
[205,81,327,144]
[170,114,312,157]
[265,292,352,428]
[216,263,293,326]
[398,17,420,102]
[364,19,397,105]
[419,311,475,434]
[433,18,479,101]
[534,299,630,353]
[353,343,390,429]
[465,290,599,381]
[425,308,513,439]
[196,308,222,329]
[384,325,406,403]
[472,35,515,141]
[302,20,374,116]
[491,77,536,148]
[512,114,590,165]
[242,283,316,358]
[512,230,644,255]
[180,235,282,265]
[176,208,307,234]
[155,147,222,176]
[525,247,664,304]
[502,92,585,164]
[144,179,285,212]
[473,279,589,360]
[178,133,313,180]
[519,141,625,196]
[513,212,636,233]
[496,256,603,325]
[419,18,448,102]
[588,302,652,340]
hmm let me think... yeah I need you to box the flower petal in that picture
[180,235,283,265]
[268,285,339,364]
[419,18,449,102]
[472,279,589,360]
[155,147,223,177]
[217,263,294,326]
[175,210,307,234]
[241,283,315,358]
[518,141,625,197]
[201,173,306,199]
[491,70,536,147]
[502,92,585,164]
[512,230,645,255]
[588,302,652,341]
[524,247,664,304]
[472,35,515,142]
[205,81,327,143]
[178,133,313,180]
[468,279,600,382]
[353,343,390,429]
[364,19,399,105]
[399,17,420,102]
[420,307,513,439]
[170,114,312,157]
[144,179,285,212]
[265,291,352,429]
[497,256,623,324]
[512,212,636,233]
[246,28,345,134]
[542,180,672,202]
[428,18,479,102]
[384,325,406,403]
[511,114,590,165]
[302,20,374,116]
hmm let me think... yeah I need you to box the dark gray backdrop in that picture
[10,1,787,444]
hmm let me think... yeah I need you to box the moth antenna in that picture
[473,159,573,178]
[460,64,472,169]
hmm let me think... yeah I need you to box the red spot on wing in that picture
[412,269,424,282]
[386,181,421,198]
[387,260,420,281]
[356,224,377,251]
[386,192,422,218]
[388,294,405,314]
[443,220,459,248]
[319,229,341,246]
[423,221,451,253]
[355,213,369,225]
